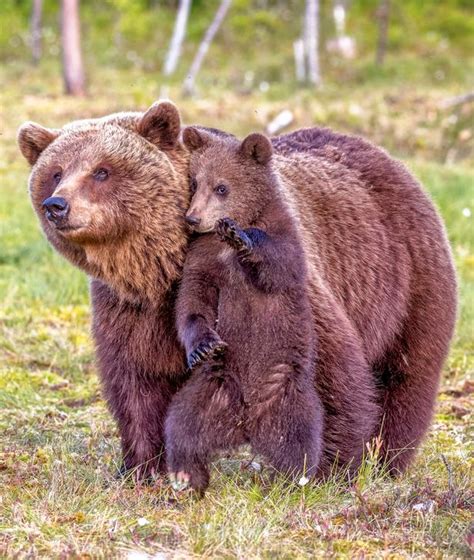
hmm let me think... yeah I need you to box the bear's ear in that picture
[17,122,60,166]
[138,100,181,149]
[240,133,273,165]
[182,126,212,152]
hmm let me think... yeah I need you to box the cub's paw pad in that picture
[216,217,238,240]
[215,218,252,251]
[187,337,227,370]
[169,471,191,491]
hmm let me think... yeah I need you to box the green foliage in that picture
[1,0,473,90]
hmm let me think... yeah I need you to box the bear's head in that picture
[182,127,274,233]
[18,101,190,303]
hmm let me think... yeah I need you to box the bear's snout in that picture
[42,196,70,225]
[185,214,201,227]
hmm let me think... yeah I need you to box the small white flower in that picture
[137,517,150,527]
[127,552,149,560]
[298,475,310,487]
[250,461,262,472]
[412,500,436,513]
[462,208,471,217]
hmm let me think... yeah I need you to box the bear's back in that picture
[271,130,455,365]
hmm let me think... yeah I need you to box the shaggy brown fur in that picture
[19,103,191,477]
[18,101,456,484]
[166,129,324,492]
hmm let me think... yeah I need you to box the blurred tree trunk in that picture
[61,0,86,96]
[163,0,192,77]
[183,0,232,96]
[31,0,43,65]
[293,38,306,82]
[305,0,321,86]
[376,0,390,66]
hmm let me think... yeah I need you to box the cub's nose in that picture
[185,215,201,227]
[42,197,70,223]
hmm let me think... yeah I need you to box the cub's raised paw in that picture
[215,218,252,253]
[187,334,227,371]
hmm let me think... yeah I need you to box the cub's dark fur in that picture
[166,129,323,492]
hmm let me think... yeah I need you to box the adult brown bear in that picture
[17,101,456,482]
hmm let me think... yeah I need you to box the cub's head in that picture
[182,127,274,233]
[18,101,190,301]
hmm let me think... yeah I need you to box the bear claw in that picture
[188,338,227,371]
[215,218,252,253]
[169,471,191,491]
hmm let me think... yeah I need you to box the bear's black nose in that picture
[185,215,201,226]
[42,197,70,223]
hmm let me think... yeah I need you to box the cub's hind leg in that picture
[165,366,245,494]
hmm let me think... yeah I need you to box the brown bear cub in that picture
[165,128,324,492]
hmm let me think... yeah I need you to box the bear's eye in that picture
[214,184,228,196]
[93,168,109,182]
[190,178,198,193]
[53,171,62,185]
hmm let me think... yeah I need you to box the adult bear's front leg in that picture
[91,280,186,482]
[102,366,175,480]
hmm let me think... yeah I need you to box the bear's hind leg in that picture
[377,291,456,474]
[247,364,324,478]
[165,366,246,494]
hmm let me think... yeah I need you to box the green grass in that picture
[1,62,473,558]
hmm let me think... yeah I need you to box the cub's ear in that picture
[182,126,212,151]
[17,122,60,166]
[138,100,181,149]
[240,133,273,165]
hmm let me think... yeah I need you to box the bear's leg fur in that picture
[377,291,455,474]
[165,367,246,493]
[311,296,381,477]
[246,363,324,478]
[102,370,175,481]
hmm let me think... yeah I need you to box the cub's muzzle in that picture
[185,214,201,227]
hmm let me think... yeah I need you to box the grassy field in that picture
[1,60,473,558]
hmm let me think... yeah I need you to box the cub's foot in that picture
[169,471,191,491]
[168,464,210,495]
[188,332,227,371]
[215,218,253,253]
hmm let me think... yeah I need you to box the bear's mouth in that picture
[56,224,78,231]
[54,223,87,236]
[190,224,215,234]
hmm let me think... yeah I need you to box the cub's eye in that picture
[190,178,198,193]
[93,168,109,182]
[53,171,62,185]
[214,184,228,196]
